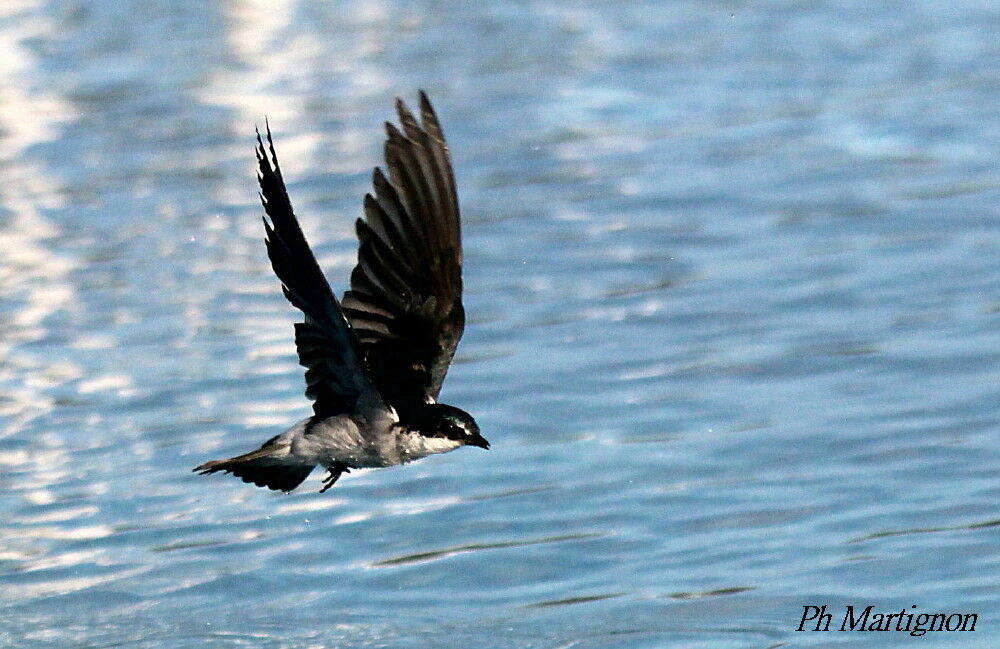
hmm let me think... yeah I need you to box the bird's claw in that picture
[319,465,350,493]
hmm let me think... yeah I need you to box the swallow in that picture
[195,92,487,493]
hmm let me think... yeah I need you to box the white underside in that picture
[264,416,462,469]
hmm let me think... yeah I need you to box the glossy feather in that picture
[341,91,466,418]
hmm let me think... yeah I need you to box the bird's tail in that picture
[194,439,314,492]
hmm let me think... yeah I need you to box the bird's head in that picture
[416,404,489,450]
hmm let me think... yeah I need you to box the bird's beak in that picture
[468,433,490,450]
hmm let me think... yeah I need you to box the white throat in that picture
[399,433,461,462]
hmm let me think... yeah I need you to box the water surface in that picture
[1,1,997,647]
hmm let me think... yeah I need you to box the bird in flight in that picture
[195,92,488,493]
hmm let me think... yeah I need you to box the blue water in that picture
[1,1,997,647]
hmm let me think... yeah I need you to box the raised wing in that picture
[341,92,465,417]
[256,126,380,420]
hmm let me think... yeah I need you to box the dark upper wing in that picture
[256,125,380,420]
[341,92,465,417]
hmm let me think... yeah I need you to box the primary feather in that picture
[342,91,467,418]
[255,126,381,420]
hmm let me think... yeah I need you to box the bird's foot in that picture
[319,464,350,493]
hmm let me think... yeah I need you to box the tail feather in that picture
[194,444,314,493]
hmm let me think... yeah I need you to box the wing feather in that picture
[342,93,466,416]
[255,126,380,420]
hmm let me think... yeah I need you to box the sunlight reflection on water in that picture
[1,1,997,648]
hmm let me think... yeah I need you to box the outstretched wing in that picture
[256,126,380,420]
[341,92,465,417]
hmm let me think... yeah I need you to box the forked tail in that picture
[194,443,314,492]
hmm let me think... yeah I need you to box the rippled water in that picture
[1,1,997,647]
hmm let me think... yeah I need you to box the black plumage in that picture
[342,91,467,419]
[256,125,378,420]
